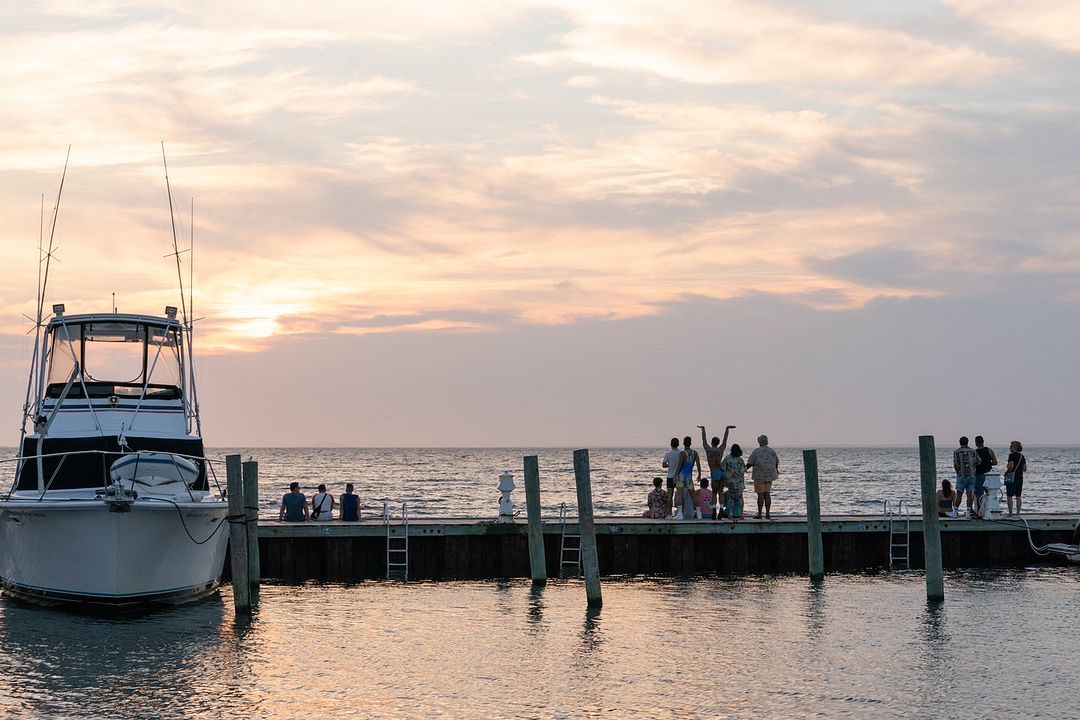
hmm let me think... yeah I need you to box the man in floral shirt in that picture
[643,477,670,518]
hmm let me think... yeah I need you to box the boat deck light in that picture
[52,304,65,317]
[165,306,177,319]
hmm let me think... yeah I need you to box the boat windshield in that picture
[45,321,182,399]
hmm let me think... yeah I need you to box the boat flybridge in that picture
[0,304,229,607]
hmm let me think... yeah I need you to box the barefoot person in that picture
[699,424,735,514]
[746,435,779,520]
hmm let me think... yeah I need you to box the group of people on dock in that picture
[279,482,361,522]
[645,425,779,521]
[938,436,1028,519]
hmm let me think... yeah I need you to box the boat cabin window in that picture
[45,321,182,400]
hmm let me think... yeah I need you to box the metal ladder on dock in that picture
[883,499,911,569]
[558,502,581,578]
[384,501,409,580]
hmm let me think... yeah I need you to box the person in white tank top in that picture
[310,483,335,521]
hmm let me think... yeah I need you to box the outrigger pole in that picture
[13,147,70,490]
[161,143,202,436]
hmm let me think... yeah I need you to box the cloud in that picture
[524,0,1009,86]
[948,0,1080,52]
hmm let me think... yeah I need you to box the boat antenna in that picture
[161,142,189,328]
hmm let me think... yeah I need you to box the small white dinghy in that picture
[110,452,202,498]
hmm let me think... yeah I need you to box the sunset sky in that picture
[1,0,1078,447]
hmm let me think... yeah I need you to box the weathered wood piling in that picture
[225,454,250,613]
[523,455,546,584]
[573,449,602,608]
[803,449,824,582]
[919,435,945,601]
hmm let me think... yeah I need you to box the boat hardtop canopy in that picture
[47,311,181,331]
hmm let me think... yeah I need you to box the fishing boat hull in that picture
[0,498,229,607]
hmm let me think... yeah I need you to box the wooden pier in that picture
[250,514,1078,582]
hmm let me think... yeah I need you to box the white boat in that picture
[0,157,229,608]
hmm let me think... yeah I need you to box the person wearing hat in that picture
[746,435,779,520]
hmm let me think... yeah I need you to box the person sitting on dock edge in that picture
[340,482,360,521]
[311,483,335,521]
[280,482,309,522]
[662,437,681,517]
[746,435,779,520]
[643,477,670,518]
[697,477,715,519]
[937,479,957,518]
[953,437,979,518]
[699,424,735,513]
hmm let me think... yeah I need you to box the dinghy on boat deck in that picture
[109,452,206,500]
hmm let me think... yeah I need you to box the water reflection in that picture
[0,596,253,718]
[1,571,1077,718]
[527,583,546,629]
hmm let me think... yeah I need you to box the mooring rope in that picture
[139,496,238,545]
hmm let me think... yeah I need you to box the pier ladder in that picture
[384,501,409,580]
[558,502,581,578]
[884,499,911,569]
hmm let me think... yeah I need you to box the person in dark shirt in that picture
[279,482,308,522]
[1005,441,1028,517]
[340,482,360,521]
[973,435,998,506]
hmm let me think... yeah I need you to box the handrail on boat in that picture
[0,447,227,498]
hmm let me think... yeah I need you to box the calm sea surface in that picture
[1,570,1078,719]
[203,446,1080,519]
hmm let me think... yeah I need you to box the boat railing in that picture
[0,448,227,500]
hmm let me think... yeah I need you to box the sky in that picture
[0,0,1078,447]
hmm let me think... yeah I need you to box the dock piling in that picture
[226,454,251,613]
[523,455,547,584]
[803,449,824,582]
[242,459,261,596]
[918,435,945,601]
[572,449,602,608]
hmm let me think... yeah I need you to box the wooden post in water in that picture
[573,449,602,608]
[226,454,250,613]
[919,435,945,602]
[523,455,547,584]
[803,449,824,582]
[242,459,261,596]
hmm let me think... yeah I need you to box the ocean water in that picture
[0,569,1077,719]
[205,446,1080,520]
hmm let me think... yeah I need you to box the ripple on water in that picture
[0,569,1077,718]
